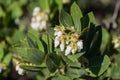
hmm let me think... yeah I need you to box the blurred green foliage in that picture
[0,0,120,80]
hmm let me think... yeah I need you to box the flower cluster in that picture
[54,26,83,56]
[13,58,25,75]
[0,63,6,73]
[30,7,48,30]
[112,37,120,49]
[16,64,25,75]
[62,0,70,4]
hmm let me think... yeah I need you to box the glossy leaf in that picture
[71,2,83,31]
[66,67,82,78]
[27,37,36,48]
[98,55,110,76]
[14,48,30,61]
[28,31,45,53]
[88,12,96,24]
[81,14,90,30]
[46,53,60,73]
[41,33,53,53]
[84,23,96,53]
[20,63,43,72]
[100,28,110,54]
[27,48,45,64]
[86,25,102,57]
[86,55,110,77]
[59,10,74,27]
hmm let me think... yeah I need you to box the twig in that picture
[103,0,120,30]
[112,0,120,22]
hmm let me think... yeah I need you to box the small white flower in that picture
[33,7,40,16]
[77,40,83,51]
[65,45,72,56]
[0,67,2,73]
[62,0,70,4]
[72,49,76,54]
[54,37,60,47]
[16,65,24,75]
[31,17,36,22]
[36,15,42,21]
[60,42,65,51]
[54,31,62,37]
[31,22,37,30]
[15,18,20,25]
[114,43,119,48]
[41,20,47,29]
[31,22,40,30]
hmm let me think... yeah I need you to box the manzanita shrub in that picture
[13,2,111,80]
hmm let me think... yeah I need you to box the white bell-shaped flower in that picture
[16,65,24,75]
[33,7,40,16]
[114,43,119,48]
[54,37,60,47]
[65,45,72,56]
[60,42,65,51]
[36,15,42,21]
[54,31,62,37]
[72,49,76,54]
[77,40,83,51]
[41,20,47,29]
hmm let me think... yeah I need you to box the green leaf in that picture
[46,53,60,73]
[111,54,120,80]
[27,37,36,48]
[0,6,6,17]
[86,25,102,57]
[61,53,81,68]
[111,65,120,79]
[88,12,96,25]
[71,2,83,31]
[14,48,30,61]
[0,44,4,61]
[27,48,45,64]
[67,52,84,62]
[11,30,25,44]
[59,10,74,27]
[41,33,53,53]
[100,28,110,54]
[52,75,71,80]
[55,0,63,10]
[98,55,110,76]
[8,2,23,18]
[86,55,110,77]
[37,39,45,53]
[20,63,43,72]
[81,14,90,30]
[39,0,50,13]
[36,68,51,80]
[28,31,45,53]
[84,23,96,53]
[48,35,54,53]
[3,53,12,66]
[66,67,83,78]
[115,54,120,66]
